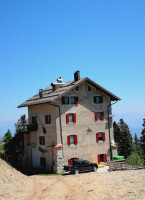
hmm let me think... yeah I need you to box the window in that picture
[70,135,75,144]
[97,112,104,120]
[69,113,74,122]
[70,96,75,104]
[96,132,105,142]
[88,86,91,91]
[39,136,45,145]
[75,86,79,91]
[94,96,103,104]
[67,135,78,145]
[98,154,107,163]
[40,157,46,167]
[45,115,51,124]
[70,96,78,104]
[62,96,69,104]
[32,116,37,125]
[66,113,76,123]
[95,112,104,121]
[98,132,103,141]
[100,154,104,162]
[62,96,79,104]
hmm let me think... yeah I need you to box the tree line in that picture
[113,118,145,166]
[0,115,28,154]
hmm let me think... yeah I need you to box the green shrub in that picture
[127,152,144,166]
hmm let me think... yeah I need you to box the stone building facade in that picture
[18,71,120,173]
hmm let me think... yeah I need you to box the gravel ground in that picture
[1,159,145,200]
[0,159,33,200]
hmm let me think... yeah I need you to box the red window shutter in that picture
[66,114,69,123]
[96,133,99,142]
[95,112,98,121]
[104,154,107,162]
[67,136,70,145]
[68,159,72,165]
[98,154,100,164]
[75,97,79,104]
[103,132,105,141]
[73,113,76,122]
[101,113,104,121]
[74,135,78,144]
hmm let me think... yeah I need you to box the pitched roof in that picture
[18,77,121,108]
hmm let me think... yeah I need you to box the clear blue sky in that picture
[0,0,145,137]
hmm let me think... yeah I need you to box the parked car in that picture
[64,159,98,174]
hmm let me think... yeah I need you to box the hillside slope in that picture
[0,159,32,200]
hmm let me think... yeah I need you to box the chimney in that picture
[51,77,65,91]
[39,89,43,98]
[74,70,80,82]
[51,83,56,91]
[57,77,63,83]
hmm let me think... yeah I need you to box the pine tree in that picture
[113,119,133,158]
[134,133,139,147]
[3,129,13,151]
[133,133,143,159]
[140,118,145,161]
[14,114,28,134]
[113,121,120,144]
[0,136,4,153]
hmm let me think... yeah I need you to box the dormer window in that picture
[70,96,77,104]
[94,96,103,104]
[62,96,79,105]
[62,96,69,104]
[88,86,91,91]
[75,86,79,91]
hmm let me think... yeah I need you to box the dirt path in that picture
[1,159,145,200]
[26,170,145,200]
[26,175,86,200]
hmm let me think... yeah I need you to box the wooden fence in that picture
[109,160,144,171]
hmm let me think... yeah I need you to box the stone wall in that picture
[112,148,118,157]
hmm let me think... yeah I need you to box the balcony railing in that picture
[27,124,38,132]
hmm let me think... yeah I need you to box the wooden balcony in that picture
[27,124,38,132]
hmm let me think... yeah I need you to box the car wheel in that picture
[93,166,97,172]
[74,169,79,175]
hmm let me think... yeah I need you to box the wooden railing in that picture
[109,160,144,171]
[109,160,127,171]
